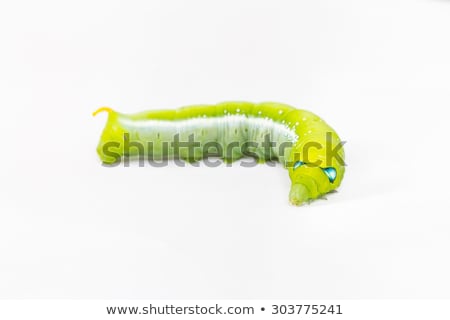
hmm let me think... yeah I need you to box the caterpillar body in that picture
[94,101,345,206]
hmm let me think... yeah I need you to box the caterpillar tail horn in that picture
[92,106,113,117]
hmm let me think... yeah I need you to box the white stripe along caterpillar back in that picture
[94,102,345,206]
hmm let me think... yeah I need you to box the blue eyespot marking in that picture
[294,162,337,183]
[293,161,305,170]
[322,167,337,183]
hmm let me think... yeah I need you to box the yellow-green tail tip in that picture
[93,106,112,117]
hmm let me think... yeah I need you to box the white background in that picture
[0,0,449,299]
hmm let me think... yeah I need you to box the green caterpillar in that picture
[94,101,345,206]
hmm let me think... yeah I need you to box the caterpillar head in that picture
[288,131,345,206]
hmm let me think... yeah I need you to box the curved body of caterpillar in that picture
[94,102,345,205]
